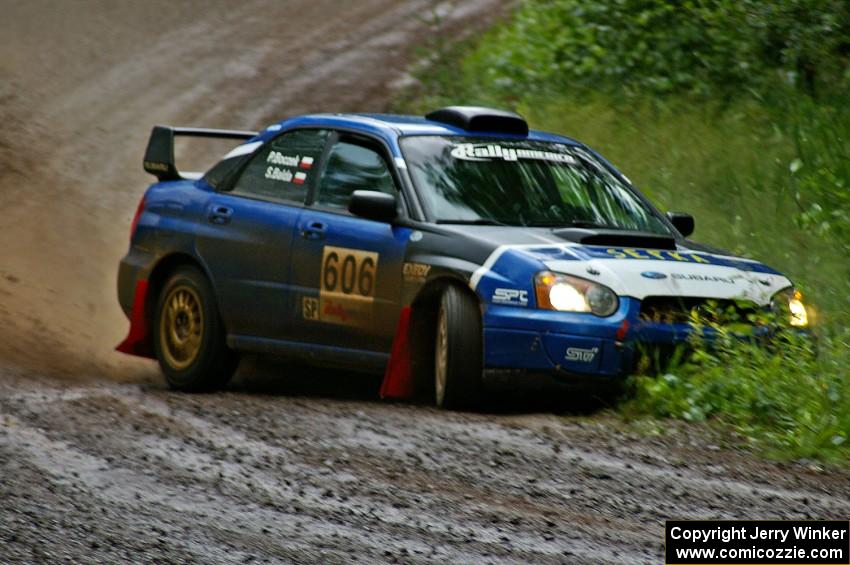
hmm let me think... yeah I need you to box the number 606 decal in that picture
[322,247,376,297]
[318,246,379,326]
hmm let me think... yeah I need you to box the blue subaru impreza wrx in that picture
[117,106,808,408]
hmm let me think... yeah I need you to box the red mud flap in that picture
[115,279,155,359]
[380,306,414,400]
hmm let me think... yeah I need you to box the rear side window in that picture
[315,140,396,209]
[205,153,252,189]
[231,129,329,203]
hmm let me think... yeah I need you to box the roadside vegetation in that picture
[397,0,850,460]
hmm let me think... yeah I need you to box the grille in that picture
[639,296,759,324]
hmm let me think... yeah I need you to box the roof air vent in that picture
[425,106,529,136]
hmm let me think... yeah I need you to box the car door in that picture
[288,132,407,354]
[195,128,330,340]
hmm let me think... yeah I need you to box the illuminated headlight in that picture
[535,272,619,316]
[771,287,809,327]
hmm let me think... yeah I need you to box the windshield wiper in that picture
[563,220,617,229]
[435,219,512,226]
[523,220,616,229]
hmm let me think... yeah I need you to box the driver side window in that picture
[315,139,396,209]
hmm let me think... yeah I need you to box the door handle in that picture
[301,221,327,240]
[208,205,233,225]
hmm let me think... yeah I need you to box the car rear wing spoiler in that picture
[143,125,259,181]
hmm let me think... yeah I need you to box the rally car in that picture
[117,106,808,408]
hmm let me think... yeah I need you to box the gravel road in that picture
[1,2,848,563]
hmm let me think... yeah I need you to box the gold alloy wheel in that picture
[159,284,204,370]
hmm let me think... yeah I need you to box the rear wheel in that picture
[434,285,483,409]
[153,266,238,391]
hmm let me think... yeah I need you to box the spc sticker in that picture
[318,246,379,327]
[492,288,529,306]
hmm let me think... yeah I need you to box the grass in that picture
[624,318,850,462]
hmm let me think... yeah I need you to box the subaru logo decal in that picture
[641,271,667,279]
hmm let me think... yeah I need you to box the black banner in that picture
[665,520,850,564]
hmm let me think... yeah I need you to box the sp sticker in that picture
[302,296,319,321]
[565,347,598,363]
[492,288,529,306]
[319,246,378,327]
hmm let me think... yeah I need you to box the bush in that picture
[787,99,850,256]
[626,325,850,461]
[466,0,850,99]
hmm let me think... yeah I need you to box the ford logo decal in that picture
[641,271,667,279]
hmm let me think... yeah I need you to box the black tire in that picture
[434,285,483,409]
[153,265,238,391]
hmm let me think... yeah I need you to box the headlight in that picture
[771,287,808,327]
[534,272,619,316]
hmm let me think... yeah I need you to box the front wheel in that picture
[434,286,483,409]
[153,266,238,391]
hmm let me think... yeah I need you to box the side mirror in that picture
[666,212,695,237]
[349,190,397,223]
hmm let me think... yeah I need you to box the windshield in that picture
[400,136,670,234]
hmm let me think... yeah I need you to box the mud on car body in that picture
[117,107,809,408]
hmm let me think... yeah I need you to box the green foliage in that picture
[787,99,850,256]
[626,326,850,461]
[465,0,850,99]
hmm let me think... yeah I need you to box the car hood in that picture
[454,226,792,306]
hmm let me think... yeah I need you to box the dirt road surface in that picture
[1,2,848,563]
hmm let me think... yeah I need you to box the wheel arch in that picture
[146,252,216,335]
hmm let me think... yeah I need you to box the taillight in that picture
[130,196,146,240]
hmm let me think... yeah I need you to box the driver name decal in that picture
[267,151,301,167]
[265,166,293,182]
[265,152,312,184]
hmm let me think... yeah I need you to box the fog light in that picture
[789,291,808,327]
[771,287,809,328]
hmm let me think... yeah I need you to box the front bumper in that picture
[482,298,769,380]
